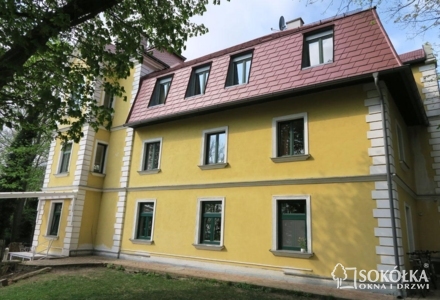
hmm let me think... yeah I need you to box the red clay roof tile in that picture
[126,8,403,126]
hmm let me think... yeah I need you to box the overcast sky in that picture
[182,0,437,61]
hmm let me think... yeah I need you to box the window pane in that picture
[141,203,154,213]
[206,132,225,164]
[278,119,304,156]
[281,201,306,214]
[203,202,222,213]
[93,143,107,173]
[308,41,320,66]
[49,203,62,236]
[59,143,72,173]
[322,36,333,63]
[281,219,306,248]
[235,61,244,84]
[144,142,160,170]
[203,217,212,241]
[244,59,251,83]
[103,92,113,108]
[213,218,221,241]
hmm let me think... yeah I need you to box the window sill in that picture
[54,173,69,178]
[271,154,310,163]
[129,239,154,245]
[43,235,59,240]
[198,163,228,170]
[90,172,105,177]
[138,169,161,175]
[400,160,410,171]
[270,249,313,258]
[192,244,224,251]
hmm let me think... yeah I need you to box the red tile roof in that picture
[127,8,402,126]
[399,49,425,64]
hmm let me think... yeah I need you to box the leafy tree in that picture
[0,0,225,142]
[304,0,440,36]
[0,108,51,243]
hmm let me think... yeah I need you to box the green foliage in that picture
[0,0,226,142]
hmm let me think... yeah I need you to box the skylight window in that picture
[148,76,172,107]
[186,65,210,97]
[225,52,253,87]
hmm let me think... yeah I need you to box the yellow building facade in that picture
[32,8,439,293]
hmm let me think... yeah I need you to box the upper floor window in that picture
[186,65,210,97]
[93,142,108,174]
[58,142,72,173]
[225,52,252,87]
[303,29,333,68]
[140,138,162,173]
[199,127,228,169]
[102,91,114,108]
[149,76,172,107]
[272,113,309,162]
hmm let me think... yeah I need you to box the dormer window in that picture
[186,65,210,97]
[303,29,333,68]
[149,76,172,107]
[225,52,253,87]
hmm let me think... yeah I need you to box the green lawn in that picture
[0,266,335,300]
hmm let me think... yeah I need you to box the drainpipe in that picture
[373,72,403,299]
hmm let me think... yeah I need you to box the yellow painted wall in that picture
[47,141,79,188]
[94,192,119,251]
[129,84,371,187]
[416,200,440,250]
[121,182,378,278]
[37,199,71,255]
[112,68,135,127]
[77,191,102,248]
[102,129,127,189]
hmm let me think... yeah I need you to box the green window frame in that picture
[302,29,333,68]
[225,52,253,86]
[277,118,305,157]
[186,65,210,97]
[200,201,222,245]
[149,76,172,107]
[59,143,72,173]
[49,203,62,236]
[278,200,307,251]
[143,140,161,171]
[93,143,107,173]
[136,202,155,240]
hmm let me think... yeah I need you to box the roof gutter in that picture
[372,72,403,299]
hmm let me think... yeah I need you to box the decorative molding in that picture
[271,154,310,163]
[54,173,69,178]
[198,163,228,170]
[270,250,314,258]
[43,139,57,187]
[192,244,225,251]
[130,239,154,245]
[364,82,404,272]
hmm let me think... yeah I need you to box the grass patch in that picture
[0,267,335,300]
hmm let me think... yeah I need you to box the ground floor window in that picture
[135,201,156,240]
[48,202,63,236]
[194,197,225,249]
[272,195,311,253]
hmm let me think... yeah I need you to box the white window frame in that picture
[404,203,415,253]
[130,199,157,245]
[91,140,108,175]
[139,137,163,174]
[56,141,73,175]
[271,113,309,162]
[45,200,64,237]
[226,52,253,86]
[101,90,115,109]
[271,195,312,257]
[199,126,228,169]
[193,197,225,251]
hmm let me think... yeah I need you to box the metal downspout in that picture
[372,72,403,298]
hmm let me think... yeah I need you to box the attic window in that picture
[186,64,210,97]
[148,76,172,107]
[302,29,333,68]
[225,52,253,87]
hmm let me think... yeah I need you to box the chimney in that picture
[286,17,304,30]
